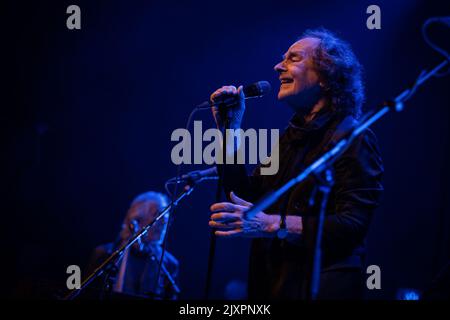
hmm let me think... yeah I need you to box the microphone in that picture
[241,81,272,98]
[129,219,146,251]
[197,81,271,108]
[180,167,218,183]
[129,219,140,234]
[166,167,218,186]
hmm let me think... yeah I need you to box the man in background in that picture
[88,191,179,299]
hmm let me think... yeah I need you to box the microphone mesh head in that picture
[244,81,272,97]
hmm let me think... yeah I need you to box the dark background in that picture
[2,0,449,299]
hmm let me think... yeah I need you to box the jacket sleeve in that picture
[303,129,384,254]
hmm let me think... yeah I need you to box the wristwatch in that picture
[277,214,288,239]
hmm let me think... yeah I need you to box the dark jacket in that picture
[222,109,384,299]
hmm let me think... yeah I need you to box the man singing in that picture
[208,28,384,299]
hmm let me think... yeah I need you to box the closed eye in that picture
[289,54,303,62]
[283,52,304,63]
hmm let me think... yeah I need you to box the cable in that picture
[154,105,208,296]
[394,18,450,108]
[422,17,450,77]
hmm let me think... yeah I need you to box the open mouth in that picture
[280,78,293,85]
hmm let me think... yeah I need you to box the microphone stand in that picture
[204,107,232,299]
[307,169,333,300]
[63,182,196,300]
[243,59,449,299]
[159,262,181,295]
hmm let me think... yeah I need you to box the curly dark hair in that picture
[300,28,364,119]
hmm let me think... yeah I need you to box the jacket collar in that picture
[285,107,336,144]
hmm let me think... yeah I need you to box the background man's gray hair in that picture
[131,191,170,208]
[130,191,171,245]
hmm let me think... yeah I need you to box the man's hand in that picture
[210,85,246,129]
[209,191,280,238]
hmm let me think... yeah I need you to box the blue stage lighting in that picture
[396,288,421,300]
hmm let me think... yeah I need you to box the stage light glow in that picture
[397,288,421,300]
